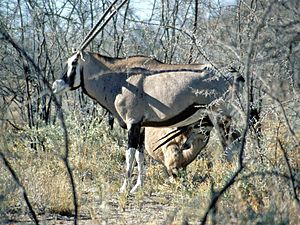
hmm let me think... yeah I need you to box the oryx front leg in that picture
[120,123,144,193]
[120,147,136,193]
[130,149,144,193]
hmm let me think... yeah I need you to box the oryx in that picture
[88,52,212,130]
[52,50,244,193]
[52,0,243,193]
[88,51,242,155]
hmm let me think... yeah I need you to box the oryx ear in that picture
[77,50,85,62]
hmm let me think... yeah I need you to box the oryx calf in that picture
[52,50,243,193]
[145,117,213,177]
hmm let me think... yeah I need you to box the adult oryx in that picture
[81,51,235,172]
[52,50,244,193]
[89,51,242,157]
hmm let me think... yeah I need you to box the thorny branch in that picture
[238,170,300,184]
[0,0,299,223]
[0,151,39,225]
[200,1,276,224]
[0,23,78,225]
[260,86,300,147]
[278,139,300,209]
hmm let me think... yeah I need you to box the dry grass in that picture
[0,108,299,224]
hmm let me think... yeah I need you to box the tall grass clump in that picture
[0,101,299,224]
[0,107,127,220]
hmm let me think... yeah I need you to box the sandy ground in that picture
[3,190,184,225]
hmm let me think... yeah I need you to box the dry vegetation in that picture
[1,104,299,224]
[0,0,299,224]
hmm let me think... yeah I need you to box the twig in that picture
[263,87,299,147]
[200,1,276,224]
[0,151,39,225]
[56,106,79,225]
[238,170,300,183]
[209,177,217,225]
[257,74,299,147]
[277,138,300,209]
[0,23,78,224]
[5,119,25,131]
[200,155,245,224]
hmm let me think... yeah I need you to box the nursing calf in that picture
[145,124,212,177]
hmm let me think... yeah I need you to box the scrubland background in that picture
[0,0,299,224]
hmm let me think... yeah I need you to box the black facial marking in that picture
[59,56,81,90]
[68,62,77,89]
[71,58,78,66]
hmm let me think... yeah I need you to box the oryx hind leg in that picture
[214,115,241,161]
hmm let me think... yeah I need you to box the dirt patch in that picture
[4,192,182,225]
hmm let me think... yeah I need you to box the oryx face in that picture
[52,53,82,94]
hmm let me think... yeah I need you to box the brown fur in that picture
[91,52,211,72]
[145,126,210,176]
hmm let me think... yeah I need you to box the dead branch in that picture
[0,23,78,225]
[238,170,300,183]
[0,151,39,225]
[200,1,276,224]
[278,138,300,210]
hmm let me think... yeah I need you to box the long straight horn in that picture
[79,0,129,51]
[79,0,119,49]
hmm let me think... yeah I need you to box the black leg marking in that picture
[108,113,114,130]
[128,123,141,149]
[138,129,145,153]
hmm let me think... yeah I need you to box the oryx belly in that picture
[170,108,207,127]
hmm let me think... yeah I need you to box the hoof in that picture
[168,176,176,184]
[119,187,127,193]
[119,181,129,193]
[129,183,143,194]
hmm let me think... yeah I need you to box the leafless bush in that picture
[0,0,299,224]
